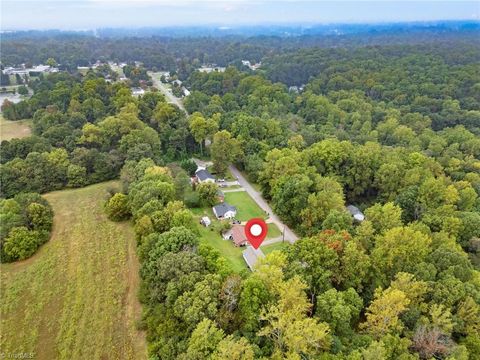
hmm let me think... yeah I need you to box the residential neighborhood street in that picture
[229,165,299,244]
[148,71,187,112]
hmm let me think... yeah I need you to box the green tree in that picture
[364,202,403,234]
[372,226,432,284]
[360,287,410,339]
[174,274,222,327]
[258,276,331,357]
[197,182,219,206]
[188,112,218,155]
[315,288,363,338]
[3,227,42,261]
[67,164,87,188]
[104,193,130,221]
[210,130,242,177]
[184,319,224,360]
[212,336,255,360]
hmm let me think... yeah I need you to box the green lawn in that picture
[0,182,146,360]
[262,241,290,255]
[0,114,32,141]
[207,165,236,181]
[224,191,266,221]
[267,223,282,239]
[196,222,246,272]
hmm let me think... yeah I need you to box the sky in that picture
[1,0,479,31]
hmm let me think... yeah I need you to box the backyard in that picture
[191,188,283,271]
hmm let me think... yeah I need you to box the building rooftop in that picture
[347,205,365,222]
[243,246,265,271]
[195,168,215,182]
[213,203,236,218]
[231,224,248,246]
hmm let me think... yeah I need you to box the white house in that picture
[213,203,237,220]
[195,168,215,183]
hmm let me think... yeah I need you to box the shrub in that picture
[105,193,131,221]
[3,227,43,261]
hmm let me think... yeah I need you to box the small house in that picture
[232,225,248,247]
[243,246,265,271]
[347,205,365,222]
[213,203,237,220]
[200,216,211,227]
[195,168,216,183]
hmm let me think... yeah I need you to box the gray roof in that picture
[243,246,265,271]
[213,203,236,217]
[347,205,365,221]
[196,168,215,181]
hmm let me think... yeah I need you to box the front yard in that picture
[224,191,267,221]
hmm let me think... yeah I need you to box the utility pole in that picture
[282,225,285,243]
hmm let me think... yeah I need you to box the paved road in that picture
[148,71,187,112]
[229,165,299,244]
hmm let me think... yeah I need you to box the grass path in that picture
[0,182,146,360]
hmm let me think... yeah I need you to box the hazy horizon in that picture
[1,1,479,31]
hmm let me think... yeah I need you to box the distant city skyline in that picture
[1,1,479,31]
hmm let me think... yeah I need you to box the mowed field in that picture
[0,114,32,141]
[0,182,146,360]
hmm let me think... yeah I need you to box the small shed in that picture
[243,246,265,271]
[200,216,211,227]
[347,205,365,222]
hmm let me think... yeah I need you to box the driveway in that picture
[229,165,299,244]
[148,71,187,112]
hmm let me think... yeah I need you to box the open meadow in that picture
[0,182,146,360]
[0,114,32,141]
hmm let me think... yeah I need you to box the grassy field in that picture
[262,241,290,255]
[0,182,146,360]
[267,223,282,239]
[224,191,266,221]
[196,222,246,272]
[0,114,32,141]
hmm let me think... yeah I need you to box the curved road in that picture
[229,165,299,244]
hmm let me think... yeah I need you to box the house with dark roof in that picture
[212,203,237,219]
[243,246,265,271]
[195,168,215,183]
[347,205,365,222]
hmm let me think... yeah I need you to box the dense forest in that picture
[1,28,480,359]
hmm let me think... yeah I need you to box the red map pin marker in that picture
[245,218,268,249]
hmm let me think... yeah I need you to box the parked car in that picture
[232,218,241,224]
